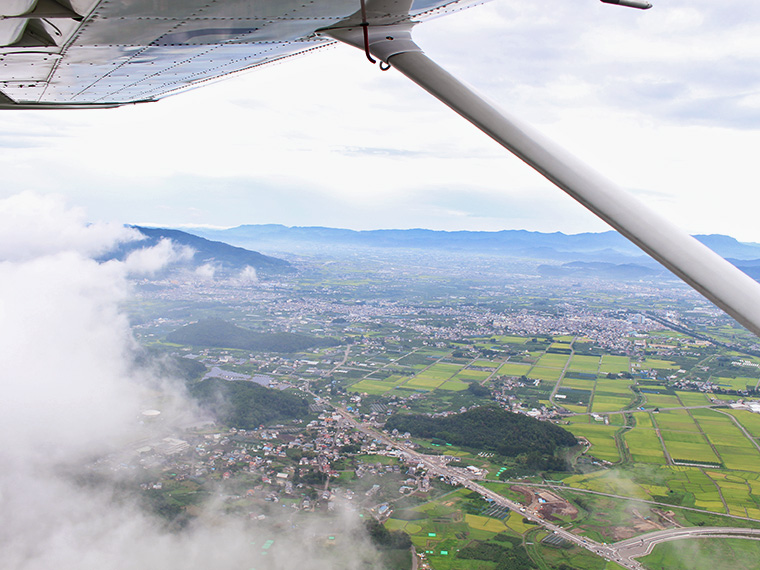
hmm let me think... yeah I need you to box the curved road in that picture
[332,406,760,569]
[614,526,760,564]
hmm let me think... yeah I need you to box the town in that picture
[101,248,760,570]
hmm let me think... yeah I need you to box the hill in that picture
[166,318,339,352]
[384,406,577,457]
[103,226,292,276]
[190,378,309,429]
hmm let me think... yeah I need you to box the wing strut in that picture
[325,24,760,337]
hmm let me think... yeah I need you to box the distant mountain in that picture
[187,224,646,263]
[694,234,760,260]
[185,224,760,264]
[104,226,292,275]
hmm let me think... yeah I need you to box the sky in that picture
[1,0,760,240]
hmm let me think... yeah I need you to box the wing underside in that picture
[0,0,478,107]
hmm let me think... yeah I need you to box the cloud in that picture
[0,250,139,464]
[238,265,259,284]
[0,192,140,261]
[0,194,382,569]
[194,262,217,280]
[123,237,195,275]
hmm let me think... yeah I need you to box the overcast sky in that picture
[1,0,759,240]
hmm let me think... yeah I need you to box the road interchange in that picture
[332,405,760,569]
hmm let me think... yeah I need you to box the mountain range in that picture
[184,224,760,259]
[108,224,760,282]
[181,224,760,279]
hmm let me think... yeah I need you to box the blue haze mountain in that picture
[183,225,760,280]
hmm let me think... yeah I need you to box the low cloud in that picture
[0,192,139,261]
[194,262,217,280]
[238,265,259,284]
[0,193,381,569]
[124,237,195,275]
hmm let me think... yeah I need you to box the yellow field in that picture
[464,514,508,533]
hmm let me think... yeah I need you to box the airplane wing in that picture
[0,0,478,108]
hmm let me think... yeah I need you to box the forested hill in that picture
[385,407,577,457]
[190,379,308,429]
[166,318,339,352]
[102,226,292,275]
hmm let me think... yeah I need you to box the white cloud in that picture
[123,237,194,275]
[0,194,381,569]
[238,265,259,284]
[0,250,138,462]
[194,262,216,280]
[0,192,140,261]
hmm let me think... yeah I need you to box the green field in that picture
[490,335,528,344]
[384,488,534,570]
[653,409,699,431]
[498,362,531,376]
[594,378,633,395]
[661,430,721,465]
[566,423,621,463]
[600,355,630,374]
[664,466,724,511]
[470,359,498,369]
[561,377,596,390]
[536,353,570,368]
[422,363,464,378]
[453,369,491,382]
[349,377,406,394]
[569,354,601,372]
[527,366,563,382]
[692,409,760,471]
[623,428,666,464]
[589,378,635,412]
[713,376,759,391]
[643,393,682,408]
[405,376,446,390]
[640,537,760,570]
[438,379,470,391]
[706,471,760,518]
[591,395,634,413]
[725,409,760,438]
[676,391,711,406]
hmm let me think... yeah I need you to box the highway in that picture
[331,406,760,569]
[332,407,645,569]
[614,526,760,564]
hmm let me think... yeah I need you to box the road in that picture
[614,526,760,564]
[331,406,760,569]
[332,407,645,569]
